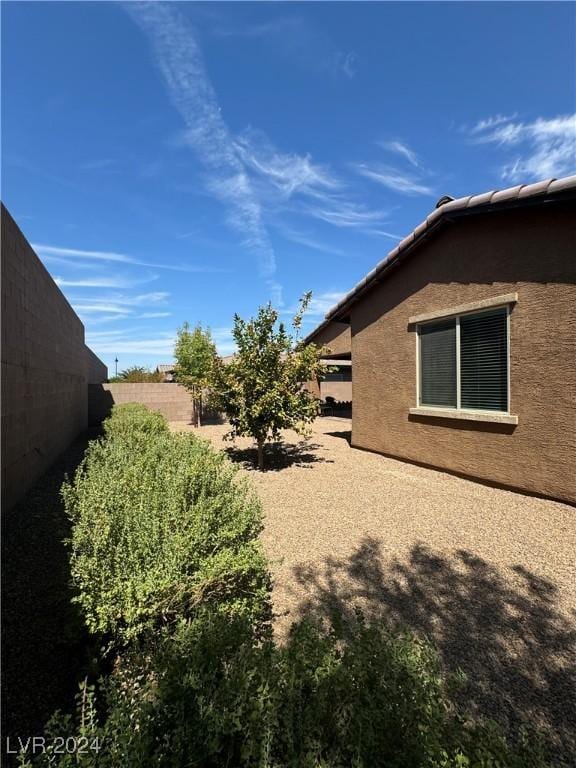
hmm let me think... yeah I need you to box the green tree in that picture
[174,322,217,426]
[210,292,328,470]
[112,366,163,383]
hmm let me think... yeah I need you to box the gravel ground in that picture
[172,417,576,761]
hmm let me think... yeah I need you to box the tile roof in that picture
[323,174,576,323]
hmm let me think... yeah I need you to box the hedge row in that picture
[64,404,270,642]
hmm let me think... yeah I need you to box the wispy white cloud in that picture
[234,129,340,200]
[267,280,284,307]
[379,140,420,168]
[280,290,346,319]
[85,329,129,340]
[277,225,348,257]
[75,304,136,315]
[470,114,518,134]
[210,15,357,80]
[305,291,347,316]
[86,325,236,357]
[331,51,357,80]
[139,311,172,319]
[364,229,403,241]
[33,243,222,273]
[126,2,276,278]
[88,336,177,355]
[35,244,134,264]
[73,291,169,307]
[54,274,158,289]
[307,199,392,229]
[79,158,117,172]
[230,131,390,236]
[469,113,576,181]
[212,17,301,39]
[80,313,129,325]
[72,291,170,319]
[353,163,434,196]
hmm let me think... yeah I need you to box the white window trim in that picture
[412,299,517,425]
[408,292,517,325]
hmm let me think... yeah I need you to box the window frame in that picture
[414,302,513,419]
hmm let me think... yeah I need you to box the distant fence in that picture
[88,383,195,425]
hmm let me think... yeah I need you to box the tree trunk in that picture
[197,393,202,428]
[257,438,265,470]
[192,387,199,427]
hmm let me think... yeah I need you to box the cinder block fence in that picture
[88,383,194,425]
[1,205,107,510]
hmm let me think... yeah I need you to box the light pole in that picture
[114,357,118,377]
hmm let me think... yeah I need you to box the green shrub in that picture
[21,610,550,768]
[111,365,165,383]
[102,403,169,441]
[63,428,269,643]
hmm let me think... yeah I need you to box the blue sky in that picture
[3,2,575,374]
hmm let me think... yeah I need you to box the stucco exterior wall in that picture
[350,202,576,504]
[320,381,352,402]
[1,206,106,510]
[306,321,351,357]
[88,383,194,425]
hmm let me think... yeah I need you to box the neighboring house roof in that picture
[156,363,174,373]
[322,175,576,323]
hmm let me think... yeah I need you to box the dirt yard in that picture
[172,417,575,761]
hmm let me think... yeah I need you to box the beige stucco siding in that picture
[307,321,351,356]
[350,203,576,503]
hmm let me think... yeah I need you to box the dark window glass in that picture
[460,309,508,411]
[419,319,457,407]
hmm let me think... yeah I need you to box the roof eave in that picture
[325,183,576,322]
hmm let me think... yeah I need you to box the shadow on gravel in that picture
[225,440,331,472]
[1,430,100,761]
[325,430,352,445]
[291,537,576,765]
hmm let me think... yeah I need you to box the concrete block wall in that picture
[1,205,107,510]
[85,345,108,384]
[89,383,194,425]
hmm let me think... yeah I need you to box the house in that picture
[309,176,576,504]
[155,363,175,382]
[303,320,352,406]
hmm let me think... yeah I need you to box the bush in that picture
[102,403,169,441]
[63,425,269,643]
[21,610,549,768]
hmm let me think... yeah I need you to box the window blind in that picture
[460,309,508,411]
[419,319,457,407]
